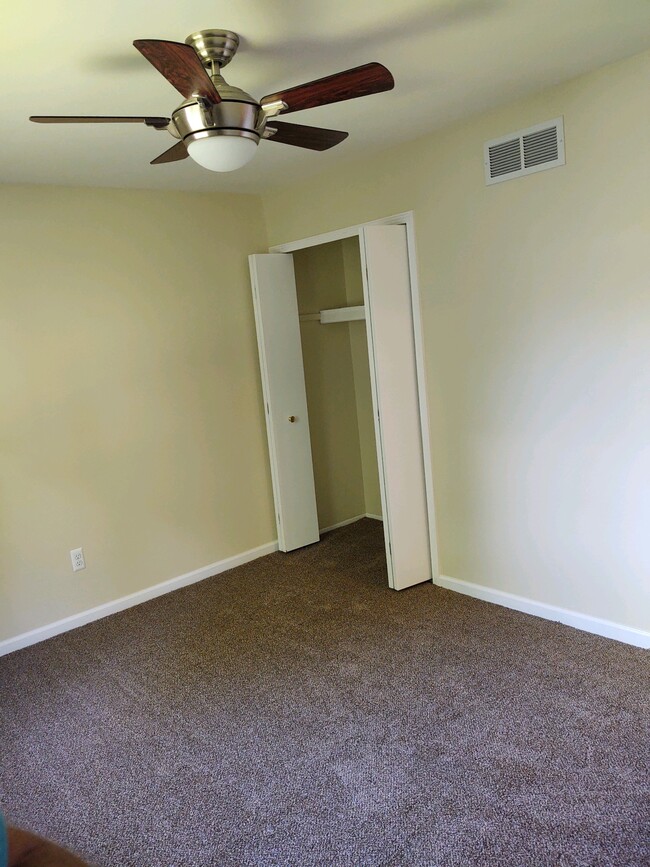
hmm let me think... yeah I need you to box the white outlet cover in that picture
[70,547,85,572]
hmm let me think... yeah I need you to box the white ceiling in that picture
[1,0,649,194]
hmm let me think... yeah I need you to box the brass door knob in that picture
[288,415,296,423]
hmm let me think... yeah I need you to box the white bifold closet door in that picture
[360,225,430,590]
[249,224,431,589]
[249,254,320,552]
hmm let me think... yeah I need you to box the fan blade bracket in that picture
[144,118,172,130]
[192,94,217,127]
[260,98,288,119]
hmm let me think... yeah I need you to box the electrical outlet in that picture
[70,547,85,572]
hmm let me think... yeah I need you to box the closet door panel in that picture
[249,254,320,551]
[361,225,431,589]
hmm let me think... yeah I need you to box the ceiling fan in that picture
[30,29,394,172]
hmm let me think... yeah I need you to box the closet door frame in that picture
[268,211,440,584]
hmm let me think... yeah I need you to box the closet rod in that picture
[299,305,366,324]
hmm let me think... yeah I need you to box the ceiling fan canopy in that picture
[30,29,395,173]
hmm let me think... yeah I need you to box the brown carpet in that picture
[0,518,648,866]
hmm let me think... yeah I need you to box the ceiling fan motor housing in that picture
[171,78,262,147]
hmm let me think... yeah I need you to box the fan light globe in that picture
[187,134,258,172]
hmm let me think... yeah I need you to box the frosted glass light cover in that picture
[187,135,258,172]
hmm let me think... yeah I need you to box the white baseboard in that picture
[0,540,279,658]
[437,575,650,649]
[320,514,366,533]
[320,513,384,533]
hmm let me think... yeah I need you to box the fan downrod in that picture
[185,30,240,70]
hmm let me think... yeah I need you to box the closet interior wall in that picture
[293,238,382,531]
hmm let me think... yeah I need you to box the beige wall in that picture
[0,185,274,641]
[262,50,650,631]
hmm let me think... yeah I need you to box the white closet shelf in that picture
[299,305,366,324]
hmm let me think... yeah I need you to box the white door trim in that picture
[269,212,440,583]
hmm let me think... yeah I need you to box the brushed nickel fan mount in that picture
[185,29,241,70]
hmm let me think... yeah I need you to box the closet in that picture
[249,221,432,590]
[293,238,381,534]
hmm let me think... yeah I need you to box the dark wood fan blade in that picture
[150,141,188,165]
[261,62,393,115]
[30,116,170,128]
[133,39,221,104]
[265,121,348,151]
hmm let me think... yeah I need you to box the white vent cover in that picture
[484,117,565,185]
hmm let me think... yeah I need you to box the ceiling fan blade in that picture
[150,141,188,165]
[30,116,170,128]
[265,121,348,151]
[133,39,221,104]
[261,62,393,115]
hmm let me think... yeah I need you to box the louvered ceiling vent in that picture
[484,117,565,185]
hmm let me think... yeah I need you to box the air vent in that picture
[485,117,564,185]
[488,137,522,178]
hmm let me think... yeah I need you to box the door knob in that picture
[288,415,296,423]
